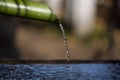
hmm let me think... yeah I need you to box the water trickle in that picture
[58,21,73,79]
[59,23,70,62]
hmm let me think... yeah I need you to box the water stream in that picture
[59,23,70,62]
[59,22,73,79]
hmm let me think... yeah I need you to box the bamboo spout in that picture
[0,0,58,23]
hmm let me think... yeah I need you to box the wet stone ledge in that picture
[0,61,120,80]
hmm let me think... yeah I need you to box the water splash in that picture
[59,23,70,62]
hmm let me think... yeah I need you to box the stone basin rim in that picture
[0,59,119,64]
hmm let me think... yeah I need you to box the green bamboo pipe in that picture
[0,0,59,23]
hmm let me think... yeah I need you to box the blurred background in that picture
[0,0,120,60]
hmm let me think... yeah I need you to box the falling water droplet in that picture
[58,20,72,79]
[59,23,70,62]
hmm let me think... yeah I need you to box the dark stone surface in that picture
[0,63,120,80]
